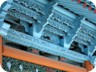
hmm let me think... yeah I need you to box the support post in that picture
[64,16,84,49]
[0,36,2,65]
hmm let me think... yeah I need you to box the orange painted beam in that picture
[2,46,87,72]
[77,0,81,3]
[0,36,2,65]
[84,61,94,71]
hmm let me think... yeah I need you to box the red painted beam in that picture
[83,2,87,8]
[2,46,87,72]
[78,0,81,4]
[89,6,92,11]
[94,9,96,14]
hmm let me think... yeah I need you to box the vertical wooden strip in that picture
[0,36,2,65]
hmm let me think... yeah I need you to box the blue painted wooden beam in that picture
[0,0,13,36]
[0,0,13,21]
[85,38,96,56]
[2,28,89,63]
[64,16,85,49]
